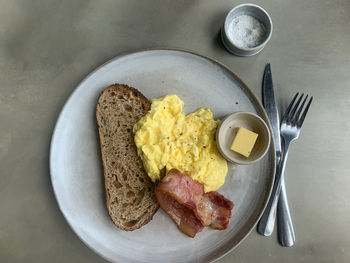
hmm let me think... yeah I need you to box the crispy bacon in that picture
[197,191,234,230]
[155,169,234,237]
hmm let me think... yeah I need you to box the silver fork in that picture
[258,93,313,246]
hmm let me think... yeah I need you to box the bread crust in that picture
[96,84,159,231]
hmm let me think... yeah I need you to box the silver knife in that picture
[257,63,295,246]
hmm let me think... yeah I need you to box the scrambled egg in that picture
[134,95,228,192]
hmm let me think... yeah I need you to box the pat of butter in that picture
[230,127,258,157]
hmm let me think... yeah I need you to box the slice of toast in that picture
[96,84,159,231]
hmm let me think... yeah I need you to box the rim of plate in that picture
[49,48,276,263]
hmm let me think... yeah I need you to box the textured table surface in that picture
[1,1,350,262]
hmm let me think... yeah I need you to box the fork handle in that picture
[277,179,295,247]
[257,139,291,236]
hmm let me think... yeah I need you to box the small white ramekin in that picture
[216,112,271,165]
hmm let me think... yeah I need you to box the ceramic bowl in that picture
[221,3,273,56]
[216,112,271,164]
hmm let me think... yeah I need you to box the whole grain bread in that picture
[96,84,159,231]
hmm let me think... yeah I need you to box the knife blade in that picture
[262,63,281,161]
[257,63,295,246]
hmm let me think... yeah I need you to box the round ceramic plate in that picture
[50,49,275,263]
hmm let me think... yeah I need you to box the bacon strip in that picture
[155,169,234,237]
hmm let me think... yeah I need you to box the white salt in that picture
[229,15,266,49]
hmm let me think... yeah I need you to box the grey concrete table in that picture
[1,1,349,262]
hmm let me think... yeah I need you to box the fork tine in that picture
[297,96,313,127]
[295,94,308,121]
[288,93,304,123]
[282,92,299,122]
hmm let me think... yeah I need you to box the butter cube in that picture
[230,127,258,158]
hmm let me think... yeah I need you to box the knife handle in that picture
[257,140,290,237]
[257,168,280,236]
[277,180,295,247]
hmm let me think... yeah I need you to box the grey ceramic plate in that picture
[50,49,275,263]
